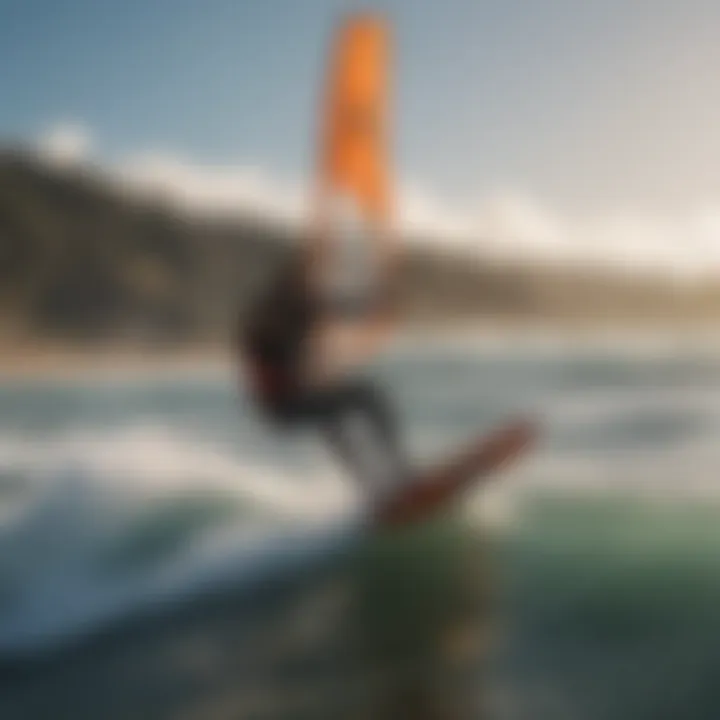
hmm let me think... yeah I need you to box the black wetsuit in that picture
[239,256,407,496]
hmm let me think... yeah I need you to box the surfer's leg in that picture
[313,380,410,498]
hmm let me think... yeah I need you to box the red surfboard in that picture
[372,419,537,529]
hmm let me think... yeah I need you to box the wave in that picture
[0,425,361,656]
[2,353,720,655]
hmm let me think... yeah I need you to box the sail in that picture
[317,13,392,228]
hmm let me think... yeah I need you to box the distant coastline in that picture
[3,151,720,353]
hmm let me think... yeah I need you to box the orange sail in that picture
[317,13,392,227]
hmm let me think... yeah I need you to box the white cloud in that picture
[36,123,93,167]
[398,182,475,240]
[472,192,567,257]
[115,152,306,225]
[29,122,720,281]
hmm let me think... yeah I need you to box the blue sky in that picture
[2,0,720,269]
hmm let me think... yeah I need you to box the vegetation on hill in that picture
[1,151,718,348]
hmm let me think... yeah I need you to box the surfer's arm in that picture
[303,294,398,385]
[372,220,401,302]
[348,305,397,361]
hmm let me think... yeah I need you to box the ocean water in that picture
[1,339,720,719]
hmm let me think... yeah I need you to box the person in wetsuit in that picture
[237,223,407,499]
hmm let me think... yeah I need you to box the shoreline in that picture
[0,344,232,381]
[2,322,720,379]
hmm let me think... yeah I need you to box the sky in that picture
[3,0,720,274]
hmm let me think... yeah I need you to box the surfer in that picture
[238,209,406,499]
[237,15,407,500]
[236,14,536,523]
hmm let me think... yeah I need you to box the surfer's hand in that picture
[303,322,356,385]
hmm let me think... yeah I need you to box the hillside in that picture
[1,151,719,348]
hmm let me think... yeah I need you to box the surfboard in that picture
[372,419,537,529]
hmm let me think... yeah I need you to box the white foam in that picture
[0,424,362,653]
[0,424,354,518]
[547,385,720,427]
[2,355,720,653]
